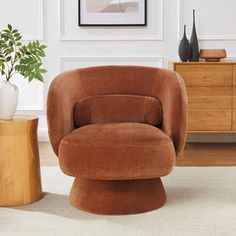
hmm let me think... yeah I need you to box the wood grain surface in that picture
[0,115,42,206]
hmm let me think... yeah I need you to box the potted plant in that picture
[0,24,47,120]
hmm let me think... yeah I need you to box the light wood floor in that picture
[178,143,236,166]
[39,142,236,167]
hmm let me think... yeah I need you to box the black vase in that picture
[178,25,191,62]
[190,9,199,62]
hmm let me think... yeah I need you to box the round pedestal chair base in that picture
[69,177,166,215]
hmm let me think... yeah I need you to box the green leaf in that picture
[8,24,12,31]
[3,29,11,33]
[37,50,45,57]
[28,75,34,82]
[40,45,47,49]
[36,72,44,82]
[2,35,9,41]
[6,56,11,62]
[38,68,47,74]
[15,36,22,41]
[16,52,21,58]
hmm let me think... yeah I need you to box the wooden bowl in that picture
[200,49,227,62]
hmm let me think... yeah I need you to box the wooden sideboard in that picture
[169,62,236,133]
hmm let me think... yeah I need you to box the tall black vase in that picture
[190,9,199,62]
[178,25,191,62]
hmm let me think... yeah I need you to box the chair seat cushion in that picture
[74,95,162,127]
[58,122,176,180]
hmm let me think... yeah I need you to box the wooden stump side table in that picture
[0,115,42,206]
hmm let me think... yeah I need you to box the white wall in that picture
[1,0,236,142]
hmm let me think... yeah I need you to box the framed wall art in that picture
[79,0,147,26]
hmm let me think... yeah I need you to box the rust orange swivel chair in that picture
[47,66,187,215]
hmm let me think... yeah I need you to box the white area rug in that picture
[0,167,236,236]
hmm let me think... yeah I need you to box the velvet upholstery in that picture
[47,65,188,215]
[47,66,187,156]
[69,178,166,215]
[59,123,175,180]
[74,95,162,127]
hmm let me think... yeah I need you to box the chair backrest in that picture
[70,66,165,127]
[74,94,162,127]
[71,65,160,97]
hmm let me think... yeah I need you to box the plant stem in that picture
[6,58,16,81]
[1,54,10,81]
[6,44,18,81]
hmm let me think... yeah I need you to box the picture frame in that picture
[78,0,147,26]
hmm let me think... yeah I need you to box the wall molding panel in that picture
[25,0,44,40]
[178,0,236,40]
[0,0,44,41]
[17,82,44,111]
[60,56,164,72]
[15,58,45,111]
[59,0,164,41]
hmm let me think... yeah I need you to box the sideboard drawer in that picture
[233,65,236,86]
[233,110,236,130]
[188,109,231,131]
[233,87,236,109]
[176,65,232,86]
[187,87,232,109]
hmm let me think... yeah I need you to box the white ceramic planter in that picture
[0,81,19,120]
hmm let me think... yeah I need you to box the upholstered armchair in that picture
[47,66,187,215]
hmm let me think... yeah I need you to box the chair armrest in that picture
[47,70,80,155]
[154,69,188,157]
